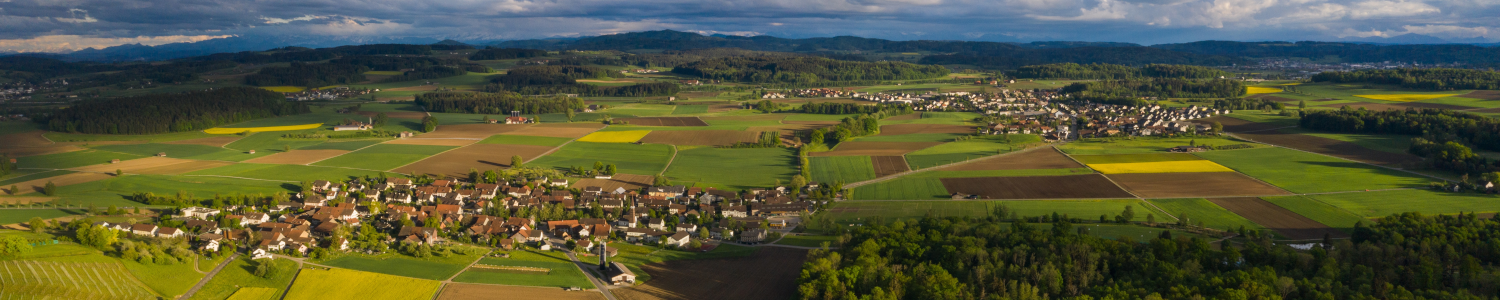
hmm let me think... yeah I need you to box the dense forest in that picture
[45,87,308,134]
[1311,69,1500,90]
[674,57,949,83]
[1012,63,1231,79]
[468,48,548,60]
[1061,78,1245,98]
[414,92,585,114]
[380,66,467,82]
[799,212,1500,300]
[330,56,461,71]
[243,62,369,87]
[483,65,676,97]
[801,102,896,115]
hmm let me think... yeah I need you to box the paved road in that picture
[178,253,240,299]
[564,250,618,300]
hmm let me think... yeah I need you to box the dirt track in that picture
[613,247,806,300]
[941,174,1134,199]
[394,144,553,176]
[1106,172,1291,198]
[943,147,1082,171]
[1208,197,1348,240]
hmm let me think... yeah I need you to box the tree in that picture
[7,185,16,195]
[43,181,56,196]
[283,145,291,152]
[1120,205,1136,223]
[511,155,524,168]
[374,112,389,127]
[653,175,669,187]
[0,235,31,257]
[1210,121,1223,134]
[604,164,617,175]
[790,175,808,189]
[593,161,604,171]
[28,217,45,233]
[1298,99,1307,109]
[78,224,118,248]
[253,258,279,278]
[565,109,576,121]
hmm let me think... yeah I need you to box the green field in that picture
[904,134,1042,169]
[0,209,82,224]
[284,268,442,300]
[1146,198,1264,231]
[849,177,948,200]
[1282,128,1412,155]
[1071,153,1203,164]
[1298,189,1500,218]
[1260,196,1370,231]
[451,251,592,288]
[92,143,255,161]
[216,113,347,129]
[885,112,981,125]
[824,200,1163,223]
[1195,147,1430,193]
[225,287,281,300]
[0,170,76,186]
[0,121,41,136]
[44,130,218,143]
[54,174,291,207]
[855,133,966,142]
[16,150,144,169]
[808,156,878,184]
[223,131,332,154]
[122,259,206,298]
[312,144,455,170]
[604,104,677,116]
[298,140,385,151]
[187,258,300,300]
[1059,136,1259,155]
[185,163,381,182]
[529,142,673,175]
[672,105,710,115]
[784,114,857,122]
[0,260,157,299]
[1269,82,1496,108]
[320,255,471,280]
[665,147,798,190]
[478,135,573,147]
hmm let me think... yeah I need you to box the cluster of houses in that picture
[110,175,816,261]
[0,79,69,102]
[621,69,661,74]
[985,102,1227,140]
[762,88,858,99]
[283,87,372,101]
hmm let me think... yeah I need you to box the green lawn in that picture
[824,200,1163,223]
[904,134,1042,169]
[665,147,798,190]
[184,163,382,182]
[16,150,144,169]
[850,177,948,200]
[774,235,839,248]
[856,133,966,143]
[92,143,254,161]
[1299,189,1500,218]
[672,105,710,115]
[1195,147,1430,193]
[186,257,300,300]
[478,135,573,147]
[0,170,76,186]
[1071,153,1204,164]
[299,140,386,151]
[808,156,878,184]
[122,259,206,298]
[452,250,592,288]
[1146,198,1265,231]
[1260,196,1370,232]
[320,255,472,281]
[0,209,83,224]
[312,144,455,171]
[53,174,292,207]
[1059,136,1261,155]
[529,142,673,175]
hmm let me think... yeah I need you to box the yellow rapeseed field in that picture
[226,287,280,300]
[204,123,323,134]
[578,130,651,143]
[1355,94,1460,102]
[1087,160,1236,174]
[259,86,306,93]
[1245,86,1283,95]
[283,269,441,300]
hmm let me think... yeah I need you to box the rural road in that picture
[178,253,240,300]
[564,250,618,300]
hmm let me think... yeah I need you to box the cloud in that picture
[0,34,234,52]
[262,15,329,24]
[54,8,96,23]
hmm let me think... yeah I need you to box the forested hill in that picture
[45,87,308,134]
[1154,41,1500,66]
[1012,63,1231,79]
[673,57,950,83]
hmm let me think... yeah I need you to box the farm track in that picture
[524,123,606,164]
[179,253,240,299]
[845,143,1057,189]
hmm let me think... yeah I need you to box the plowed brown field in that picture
[940,174,1133,199]
[1458,90,1500,100]
[1106,172,1291,198]
[9,173,114,195]
[614,247,805,300]
[1208,197,1348,240]
[808,142,942,157]
[870,156,910,177]
[1234,131,1420,166]
[393,144,553,176]
[943,147,1082,171]
[571,174,654,192]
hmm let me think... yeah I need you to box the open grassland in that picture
[187,258,300,300]
[204,123,323,134]
[452,251,591,288]
[1284,129,1411,155]
[73,157,232,175]
[1301,189,1500,217]
[1059,136,1260,155]
[312,144,455,170]
[666,147,798,190]
[577,130,651,143]
[320,255,474,280]
[0,170,75,186]
[92,143,252,161]
[1107,172,1290,198]
[942,174,1134,199]
[882,112,980,125]
[1147,198,1265,230]
[851,177,947,200]
[904,134,1042,169]
[299,140,385,151]
[284,268,442,300]
[185,163,380,182]
[824,200,1161,223]
[222,131,333,155]
[122,259,205,298]
[530,142,673,175]
[1354,94,1461,102]
[672,105,711,115]
[1260,196,1371,231]
[1086,160,1235,174]
[808,156,877,184]
[39,131,210,144]
[638,130,761,146]
[53,174,290,207]
[394,144,553,177]
[1207,197,1347,239]
[0,121,40,136]
[1195,147,1430,193]
[0,210,82,224]
[942,147,1083,171]
[17,150,143,169]
[604,104,677,116]
[856,133,966,143]
[1245,86,1283,95]
[0,260,157,299]
[478,134,573,147]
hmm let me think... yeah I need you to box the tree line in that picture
[244,62,368,87]
[483,65,676,97]
[798,211,1500,300]
[1012,63,1231,79]
[380,66,467,83]
[330,56,463,71]
[415,91,585,114]
[1311,68,1500,90]
[45,87,308,134]
[1299,108,1500,175]
[1061,78,1245,98]
[801,102,909,115]
[468,48,548,60]
[673,57,950,83]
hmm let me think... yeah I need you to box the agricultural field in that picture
[1059,136,1259,155]
[437,283,605,300]
[1299,189,1500,218]
[807,156,878,184]
[665,147,798,190]
[312,144,456,170]
[320,255,473,280]
[609,243,758,283]
[903,134,1041,169]
[478,134,574,147]
[941,147,1083,171]
[284,268,442,300]
[184,163,382,182]
[1195,147,1430,193]
[529,142,673,176]
[810,141,942,157]
[187,258,300,300]
[577,130,651,143]
[121,259,206,298]
[822,200,1162,223]
[849,176,947,200]
[91,143,253,162]
[870,156,910,177]
[1086,160,1235,174]
[0,260,157,299]
[614,247,804,300]
[16,150,143,169]
[244,149,352,165]
[571,173,654,192]
[638,130,761,146]
[204,123,323,134]
[1108,172,1290,198]
[941,174,1134,199]
[1207,197,1347,240]
[1245,86,1284,95]
[451,251,592,288]
[1233,130,1420,166]
[1146,198,1265,231]
[1260,196,1371,231]
[616,117,709,126]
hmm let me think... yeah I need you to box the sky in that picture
[1,0,1497,52]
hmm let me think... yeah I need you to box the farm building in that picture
[604,262,636,285]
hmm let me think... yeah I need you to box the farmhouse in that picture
[604,262,636,285]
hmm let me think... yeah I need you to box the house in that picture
[243,213,270,225]
[181,207,220,219]
[251,248,273,260]
[1170,145,1210,153]
[310,180,333,192]
[649,186,686,198]
[647,218,666,231]
[665,232,691,247]
[604,262,636,285]
[741,228,768,244]
[721,206,748,218]
[505,116,529,124]
[129,224,158,236]
[549,178,568,187]
[334,124,371,131]
[200,239,221,252]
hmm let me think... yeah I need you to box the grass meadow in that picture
[824,200,1162,223]
[451,251,592,288]
[904,134,1041,169]
[186,258,300,300]
[529,142,673,176]
[479,135,573,147]
[1299,189,1500,218]
[312,144,456,171]
[1195,147,1430,193]
[184,163,381,182]
[319,255,471,280]
[808,156,878,184]
[283,268,442,300]
[1146,198,1265,231]
[1260,195,1371,231]
[665,147,799,190]
[17,150,143,169]
[1059,136,1259,155]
